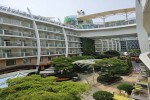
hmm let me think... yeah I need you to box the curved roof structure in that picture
[77,8,135,20]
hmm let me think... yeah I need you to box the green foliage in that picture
[97,75,121,83]
[0,75,90,100]
[72,56,95,61]
[104,50,120,57]
[80,38,95,56]
[93,91,113,100]
[93,58,129,75]
[129,49,141,57]
[117,83,134,95]
[127,56,133,67]
[52,57,74,70]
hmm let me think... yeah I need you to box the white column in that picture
[107,40,109,50]
[126,40,128,51]
[111,39,114,50]
[27,8,41,65]
[62,27,68,57]
[136,0,150,53]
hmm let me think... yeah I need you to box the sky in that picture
[0,0,135,22]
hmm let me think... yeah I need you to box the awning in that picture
[77,8,135,20]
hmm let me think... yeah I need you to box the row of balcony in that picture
[76,18,136,29]
[0,30,80,42]
[0,30,36,38]
[0,17,76,36]
[0,41,37,47]
[0,5,137,31]
[0,51,81,58]
[41,51,66,55]
[40,34,65,40]
[0,17,33,28]
[0,41,81,48]
[0,5,75,29]
[0,52,37,58]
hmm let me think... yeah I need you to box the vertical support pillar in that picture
[107,40,109,51]
[62,27,68,57]
[136,0,149,53]
[27,8,41,67]
[118,40,121,52]
[102,16,106,27]
[126,40,128,52]
[125,11,128,21]
[111,39,114,50]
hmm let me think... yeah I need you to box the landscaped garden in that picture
[0,75,90,100]
[0,50,137,100]
[49,50,133,84]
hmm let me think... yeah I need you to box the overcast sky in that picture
[0,0,135,22]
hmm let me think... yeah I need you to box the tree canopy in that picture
[117,83,134,95]
[93,91,114,100]
[52,57,73,70]
[104,50,120,57]
[0,75,90,100]
[51,56,95,71]
[93,58,130,75]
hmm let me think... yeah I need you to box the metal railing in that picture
[0,41,37,47]
[0,17,33,28]
[76,18,136,29]
[0,52,37,58]
[0,30,36,38]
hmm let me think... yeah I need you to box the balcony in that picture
[0,30,36,38]
[76,18,136,29]
[41,51,50,55]
[0,52,37,58]
[0,41,37,47]
[0,17,33,29]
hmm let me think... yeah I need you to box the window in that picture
[23,58,31,64]
[40,57,43,62]
[6,59,16,66]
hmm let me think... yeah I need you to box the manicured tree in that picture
[72,56,95,61]
[93,58,129,75]
[51,57,73,71]
[0,75,90,100]
[104,50,120,57]
[129,49,141,57]
[117,83,134,95]
[93,91,114,100]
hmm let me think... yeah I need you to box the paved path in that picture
[80,61,141,100]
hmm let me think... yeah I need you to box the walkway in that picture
[80,62,140,100]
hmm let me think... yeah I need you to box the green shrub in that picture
[93,58,130,75]
[97,74,121,83]
[52,57,73,70]
[0,75,90,100]
[72,56,94,61]
[104,50,120,57]
[93,91,113,100]
[117,83,134,95]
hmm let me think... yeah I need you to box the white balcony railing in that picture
[76,18,136,29]
[0,52,37,58]
[0,17,33,29]
[0,30,36,38]
[0,41,37,47]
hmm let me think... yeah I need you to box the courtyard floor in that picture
[80,62,140,100]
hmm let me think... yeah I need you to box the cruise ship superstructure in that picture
[0,5,139,72]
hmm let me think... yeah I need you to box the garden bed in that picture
[97,76,122,85]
